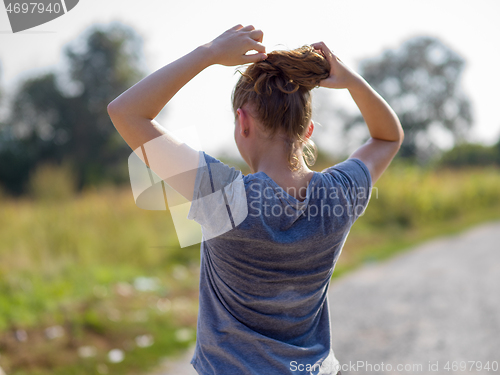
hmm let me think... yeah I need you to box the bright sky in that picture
[1,0,499,159]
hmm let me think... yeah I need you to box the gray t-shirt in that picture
[187,151,372,375]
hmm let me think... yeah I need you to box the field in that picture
[1,161,500,374]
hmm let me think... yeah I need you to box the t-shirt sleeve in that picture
[187,151,248,239]
[321,157,373,223]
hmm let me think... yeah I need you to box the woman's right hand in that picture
[311,42,363,90]
[203,24,267,66]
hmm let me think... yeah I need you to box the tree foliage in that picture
[316,36,473,163]
[0,21,146,195]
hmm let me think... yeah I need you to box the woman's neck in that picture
[252,150,315,201]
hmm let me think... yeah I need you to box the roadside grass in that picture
[0,186,200,374]
[0,161,499,374]
[335,162,500,277]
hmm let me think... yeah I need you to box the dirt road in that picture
[153,221,500,375]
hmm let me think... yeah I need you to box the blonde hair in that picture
[232,45,330,171]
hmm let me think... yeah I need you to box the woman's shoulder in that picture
[320,157,372,189]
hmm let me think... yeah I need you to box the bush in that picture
[27,161,77,201]
[0,183,7,202]
[361,163,500,229]
[438,143,498,167]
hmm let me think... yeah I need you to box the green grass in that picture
[0,185,200,374]
[1,161,500,374]
[334,162,500,276]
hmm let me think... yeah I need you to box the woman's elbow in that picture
[107,101,121,118]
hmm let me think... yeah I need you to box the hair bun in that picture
[251,46,330,94]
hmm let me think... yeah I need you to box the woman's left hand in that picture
[203,24,267,66]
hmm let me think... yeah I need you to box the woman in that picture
[108,24,403,375]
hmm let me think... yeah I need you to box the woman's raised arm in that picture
[106,24,266,200]
[311,42,404,184]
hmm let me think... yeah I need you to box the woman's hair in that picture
[232,45,330,171]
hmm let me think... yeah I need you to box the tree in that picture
[0,60,3,105]
[0,21,146,194]
[316,36,473,163]
[61,21,146,187]
[0,73,66,193]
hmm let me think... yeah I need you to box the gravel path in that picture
[152,221,500,375]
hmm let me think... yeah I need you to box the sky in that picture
[1,0,499,159]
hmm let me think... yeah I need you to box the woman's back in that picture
[188,151,372,374]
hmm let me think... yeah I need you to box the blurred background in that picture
[0,0,499,374]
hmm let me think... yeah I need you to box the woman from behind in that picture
[108,24,403,375]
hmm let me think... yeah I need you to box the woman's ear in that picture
[305,121,314,139]
[237,107,250,137]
